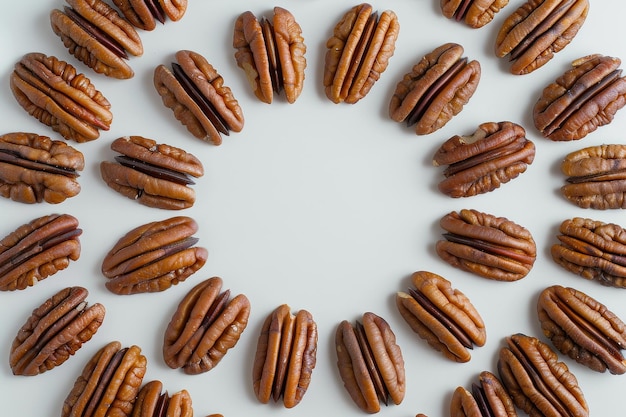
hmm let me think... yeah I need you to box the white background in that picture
[1,1,625,416]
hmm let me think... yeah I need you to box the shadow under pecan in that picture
[450,371,518,417]
[131,380,193,417]
[441,0,509,28]
[112,0,187,31]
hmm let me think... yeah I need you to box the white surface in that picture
[1,1,625,416]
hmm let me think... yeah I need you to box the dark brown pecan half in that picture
[389,43,480,135]
[497,333,589,417]
[113,0,186,31]
[234,7,306,104]
[0,213,81,291]
[433,121,535,197]
[10,286,105,376]
[552,217,626,288]
[101,216,207,295]
[162,276,250,374]
[131,380,193,417]
[62,341,147,417]
[252,304,317,408]
[335,312,405,413]
[396,271,486,363]
[495,0,589,75]
[450,371,518,417]
[441,0,509,28]
[436,209,536,281]
[534,54,626,141]
[154,50,244,145]
[323,3,399,104]
[10,53,112,142]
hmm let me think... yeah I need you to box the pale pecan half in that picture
[131,380,193,417]
[450,371,518,417]
[113,0,187,31]
[162,276,250,374]
[441,0,509,28]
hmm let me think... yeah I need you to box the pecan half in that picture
[495,0,589,75]
[497,333,589,417]
[10,53,112,142]
[101,216,207,295]
[551,217,626,288]
[162,276,250,374]
[234,7,306,104]
[533,54,626,141]
[131,380,193,417]
[433,121,535,197]
[441,0,509,28]
[450,371,517,417]
[389,43,481,135]
[10,286,105,376]
[335,312,405,413]
[396,271,486,363]
[436,209,536,281]
[252,304,317,408]
[323,3,399,104]
[112,0,186,31]
[154,50,244,145]
[0,213,81,291]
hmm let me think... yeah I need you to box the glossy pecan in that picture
[154,50,244,145]
[335,312,405,413]
[497,333,589,417]
[450,371,517,417]
[234,7,306,104]
[534,54,626,141]
[396,271,486,362]
[323,3,399,104]
[10,286,105,376]
[101,216,207,294]
[495,0,589,75]
[10,53,112,142]
[389,43,480,135]
[433,121,535,197]
[436,209,536,281]
[551,217,626,288]
[252,304,317,408]
[113,0,186,31]
[162,276,250,374]
[441,0,509,28]
[131,380,193,417]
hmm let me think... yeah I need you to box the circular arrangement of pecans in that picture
[3,1,626,417]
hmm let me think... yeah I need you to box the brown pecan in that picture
[441,0,509,28]
[100,136,203,210]
[50,0,143,79]
[396,271,486,363]
[131,380,193,417]
[10,53,112,142]
[389,43,481,135]
[538,285,626,374]
[335,312,405,413]
[101,216,207,295]
[495,0,589,75]
[0,132,84,204]
[323,3,399,104]
[163,276,250,374]
[560,144,626,209]
[533,54,626,141]
[62,341,147,417]
[0,213,81,291]
[234,7,306,104]
[551,217,626,288]
[154,50,244,145]
[433,121,535,197]
[450,371,517,417]
[112,0,186,31]
[252,304,317,408]
[497,333,589,417]
[10,286,105,376]
[436,209,536,281]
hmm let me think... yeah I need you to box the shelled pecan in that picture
[450,371,517,417]
[131,380,193,417]
[441,0,509,28]
[113,0,187,31]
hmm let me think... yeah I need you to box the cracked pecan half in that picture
[131,380,193,417]
[113,0,187,31]
[441,0,509,28]
[450,371,517,417]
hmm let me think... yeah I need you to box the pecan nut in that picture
[441,0,509,28]
[10,286,105,376]
[252,304,318,408]
[335,312,405,413]
[112,0,187,31]
[100,135,203,210]
[396,271,486,363]
[101,216,207,295]
[131,380,193,417]
[234,7,307,104]
[154,50,244,145]
[533,54,626,141]
[433,121,535,197]
[323,3,399,104]
[436,209,536,281]
[10,53,112,142]
[389,43,481,135]
[0,213,81,291]
[450,371,517,417]
[497,333,589,417]
[495,0,589,75]
[0,132,84,204]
